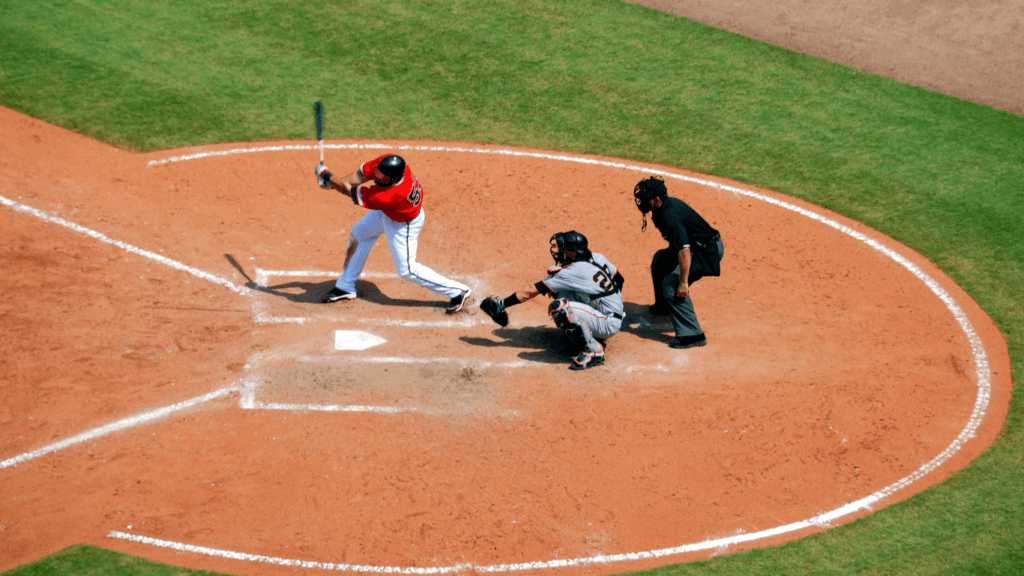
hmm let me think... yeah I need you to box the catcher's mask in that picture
[633,176,667,231]
[374,154,406,186]
[550,231,591,265]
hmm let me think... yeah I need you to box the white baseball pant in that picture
[335,208,468,298]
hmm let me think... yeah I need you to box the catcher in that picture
[481,231,625,371]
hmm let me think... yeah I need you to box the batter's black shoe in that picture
[446,289,471,314]
[669,334,707,349]
[322,287,356,303]
[569,351,605,371]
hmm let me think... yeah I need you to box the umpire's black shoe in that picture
[569,351,605,370]
[648,303,671,316]
[446,289,471,314]
[669,334,707,349]
[322,287,356,303]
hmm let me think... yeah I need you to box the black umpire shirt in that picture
[651,196,719,254]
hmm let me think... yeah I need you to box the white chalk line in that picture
[0,195,250,295]
[0,386,240,470]
[242,401,520,419]
[299,355,532,370]
[245,402,416,414]
[235,362,434,415]
[105,143,996,572]
[236,348,530,416]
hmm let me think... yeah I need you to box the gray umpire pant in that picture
[659,235,724,340]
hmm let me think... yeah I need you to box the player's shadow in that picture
[619,301,675,345]
[460,326,579,365]
[461,302,675,361]
[254,279,449,310]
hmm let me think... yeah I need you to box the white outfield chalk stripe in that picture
[117,143,996,572]
[0,195,250,296]
[108,531,476,573]
[149,144,330,166]
[0,386,240,470]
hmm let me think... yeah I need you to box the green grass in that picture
[0,544,218,575]
[2,0,1023,574]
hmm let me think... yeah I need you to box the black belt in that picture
[611,312,624,320]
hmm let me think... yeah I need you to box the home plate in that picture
[334,330,387,351]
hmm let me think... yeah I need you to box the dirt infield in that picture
[630,0,1024,116]
[0,107,1011,574]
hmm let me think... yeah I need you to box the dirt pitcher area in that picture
[0,2,1018,575]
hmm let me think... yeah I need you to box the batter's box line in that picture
[237,368,522,417]
[251,268,481,326]
[236,371,420,415]
[322,354,674,374]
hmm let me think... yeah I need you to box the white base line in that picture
[109,142,994,572]
[0,386,240,470]
[0,195,249,295]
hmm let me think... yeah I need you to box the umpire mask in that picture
[634,176,667,231]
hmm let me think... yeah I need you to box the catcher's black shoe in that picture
[446,289,471,314]
[322,287,356,303]
[569,350,605,371]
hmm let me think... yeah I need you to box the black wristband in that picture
[501,293,521,308]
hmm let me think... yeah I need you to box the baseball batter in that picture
[315,154,471,313]
[481,231,625,370]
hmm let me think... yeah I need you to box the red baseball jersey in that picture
[353,155,423,222]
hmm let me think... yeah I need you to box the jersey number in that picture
[407,181,423,207]
[592,269,613,292]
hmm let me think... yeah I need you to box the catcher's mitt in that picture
[481,296,509,327]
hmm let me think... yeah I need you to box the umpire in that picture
[633,176,724,349]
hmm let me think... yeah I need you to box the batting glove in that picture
[315,163,333,189]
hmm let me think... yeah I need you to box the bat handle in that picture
[318,140,325,164]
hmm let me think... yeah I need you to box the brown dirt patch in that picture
[629,0,1024,116]
[0,106,1011,575]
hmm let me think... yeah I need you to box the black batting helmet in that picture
[549,230,591,265]
[375,154,406,186]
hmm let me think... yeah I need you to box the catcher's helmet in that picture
[375,154,406,186]
[550,231,591,265]
[633,175,667,213]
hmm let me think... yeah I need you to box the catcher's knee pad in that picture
[548,299,573,330]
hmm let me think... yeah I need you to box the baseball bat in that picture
[313,101,325,163]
